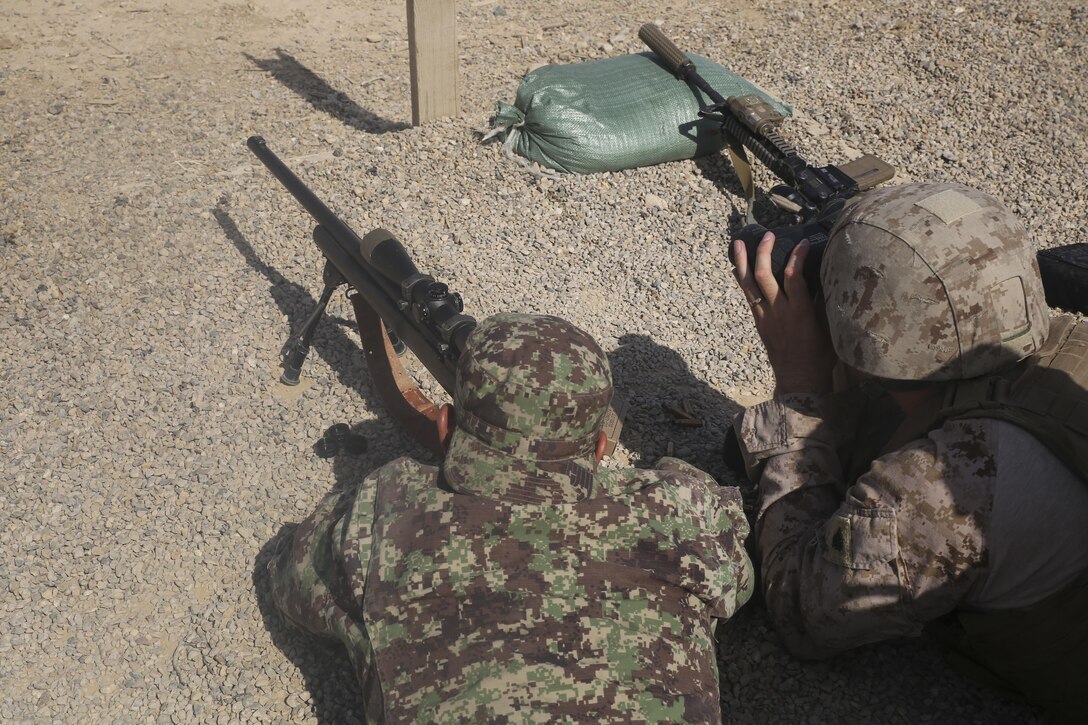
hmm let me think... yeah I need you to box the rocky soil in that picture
[2,0,1083,722]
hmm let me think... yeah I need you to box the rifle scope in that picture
[361,228,427,289]
[361,228,474,356]
[247,136,477,390]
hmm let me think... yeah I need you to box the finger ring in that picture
[748,296,764,307]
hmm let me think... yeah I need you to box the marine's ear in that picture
[437,404,454,452]
[595,430,608,465]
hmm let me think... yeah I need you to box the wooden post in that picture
[406,0,459,125]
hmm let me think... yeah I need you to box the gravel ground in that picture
[2,0,1083,722]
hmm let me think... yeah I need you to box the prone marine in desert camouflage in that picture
[268,312,754,723]
[730,182,1088,720]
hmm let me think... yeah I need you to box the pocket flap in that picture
[823,507,898,570]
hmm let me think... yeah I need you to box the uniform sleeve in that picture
[268,472,379,650]
[654,456,756,619]
[653,455,719,486]
[705,487,756,620]
[740,395,995,659]
[268,472,387,720]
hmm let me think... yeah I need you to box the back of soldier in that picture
[362,457,750,723]
[268,313,754,723]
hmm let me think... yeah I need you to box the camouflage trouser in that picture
[268,480,385,721]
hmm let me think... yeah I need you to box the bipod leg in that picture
[279,262,345,385]
[386,326,408,356]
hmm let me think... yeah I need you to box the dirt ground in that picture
[3,0,1082,722]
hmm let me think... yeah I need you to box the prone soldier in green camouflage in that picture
[269,312,754,723]
[731,183,1088,720]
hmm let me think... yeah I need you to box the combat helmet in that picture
[441,313,613,505]
[821,183,1049,381]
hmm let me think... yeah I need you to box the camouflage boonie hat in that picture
[821,182,1049,381]
[442,313,613,505]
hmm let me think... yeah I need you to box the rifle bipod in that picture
[278,261,345,385]
[278,261,411,386]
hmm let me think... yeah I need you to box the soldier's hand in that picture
[732,232,837,395]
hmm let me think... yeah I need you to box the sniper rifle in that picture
[247,135,474,455]
[246,136,627,454]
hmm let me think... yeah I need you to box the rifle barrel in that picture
[246,136,368,254]
[638,24,727,105]
[247,136,470,395]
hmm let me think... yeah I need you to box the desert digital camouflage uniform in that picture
[271,313,754,723]
[736,184,1088,720]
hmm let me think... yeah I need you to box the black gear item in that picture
[314,423,368,458]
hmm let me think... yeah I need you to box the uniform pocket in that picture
[822,507,898,570]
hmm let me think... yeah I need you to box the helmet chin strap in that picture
[852,366,934,397]
[875,377,938,393]
[861,378,941,416]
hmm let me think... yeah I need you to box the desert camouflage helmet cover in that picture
[821,182,1049,381]
[442,312,613,504]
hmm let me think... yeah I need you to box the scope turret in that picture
[361,228,475,357]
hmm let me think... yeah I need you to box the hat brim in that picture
[442,427,598,505]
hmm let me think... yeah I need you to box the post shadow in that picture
[244,49,411,134]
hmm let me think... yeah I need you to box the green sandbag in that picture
[490,51,791,175]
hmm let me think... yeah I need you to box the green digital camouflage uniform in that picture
[737,184,1088,719]
[270,313,754,723]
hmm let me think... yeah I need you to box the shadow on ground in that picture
[693,152,801,237]
[215,204,379,406]
[607,332,753,491]
[253,524,364,724]
[245,49,410,134]
[251,419,409,723]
